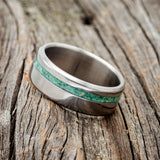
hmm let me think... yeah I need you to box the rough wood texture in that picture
[0,0,159,159]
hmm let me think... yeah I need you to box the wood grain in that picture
[0,0,159,159]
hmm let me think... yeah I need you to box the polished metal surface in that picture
[30,43,125,116]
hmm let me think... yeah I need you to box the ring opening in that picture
[45,47,120,87]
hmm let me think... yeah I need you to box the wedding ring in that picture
[30,43,125,116]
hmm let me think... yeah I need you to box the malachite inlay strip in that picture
[34,60,120,103]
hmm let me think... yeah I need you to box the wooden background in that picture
[0,0,160,159]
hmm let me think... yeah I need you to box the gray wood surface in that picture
[0,0,159,159]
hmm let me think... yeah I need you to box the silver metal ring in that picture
[30,42,125,116]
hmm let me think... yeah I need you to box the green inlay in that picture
[34,59,120,103]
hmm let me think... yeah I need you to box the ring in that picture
[30,43,125,116]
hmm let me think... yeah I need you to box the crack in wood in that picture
[59,111,69,160]
[131,97,149,160]
[118,103,135,160]
[9,58,25,160]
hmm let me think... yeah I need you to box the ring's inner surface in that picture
[45,47,120,87]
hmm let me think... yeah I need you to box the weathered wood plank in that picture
[0,0,159,159]
[0,0,29,159]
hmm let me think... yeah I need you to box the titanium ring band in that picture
[30,43,125,116]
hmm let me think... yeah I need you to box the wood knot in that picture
[81,14,94,25]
